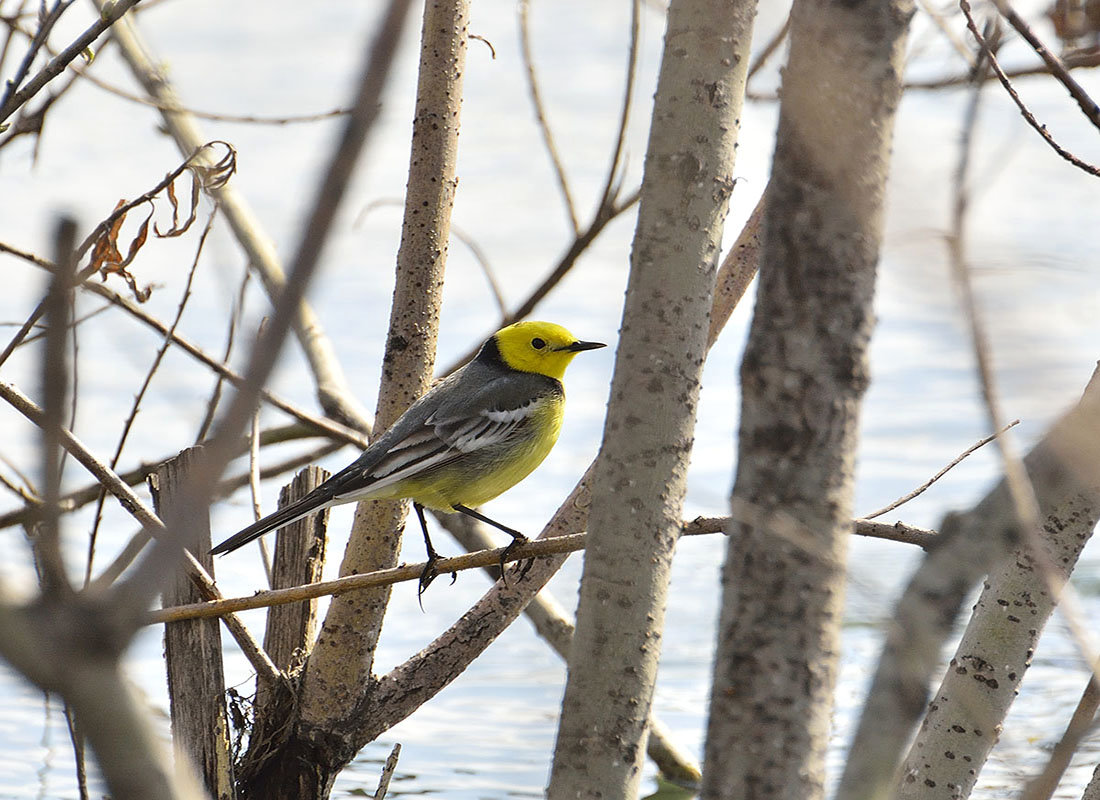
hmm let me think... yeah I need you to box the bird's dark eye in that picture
[531,337,546,350]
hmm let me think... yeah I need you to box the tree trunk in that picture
[896,494,1098,799]
[236,1,463,796]
[546,0,757,797]
[701,0,913,797]
[838,369,1100,799]
[296,0,466,732]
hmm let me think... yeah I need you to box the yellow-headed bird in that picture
[211,320,605,593]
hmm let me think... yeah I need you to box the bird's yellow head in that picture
[488,320,605,380]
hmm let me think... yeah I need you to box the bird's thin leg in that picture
[414,502,447,602]
[451,504,532,583]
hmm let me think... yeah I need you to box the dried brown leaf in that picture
[90,200,127,275]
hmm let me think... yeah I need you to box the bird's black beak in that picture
[557,340,606,353]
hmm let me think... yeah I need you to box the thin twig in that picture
[249,321,273,586]
[0,241,371,445]
[0,0,75,121]
[175,0,411,515]
[100,8,373,430]
[149,515,936,624]
[518,0,580,233]
[0,1,35,80]
[71,61,350,123]
[907,47,1100,89]
[194,265,251,443]
[916,0,976,68]
[372,742,401,800]
[62,703,90,800]
[355,198,507,316]
[951,6,1100,724]
[960,0,1100,177]
[992,0,1100,132]
[594,0,640,213]
[0,431,343,533]
[0,464,37,503]
[746,11,791,83]
[439,187,641,376]
[1018,676,1100,800]
[863,418,1020,520]
[87,440,344,587]
[0,379,280,682]
[83,280,369,445]
[0,141,232,369]
[0,0,144,125]
[84,209,215,584]
[908,52,1100,88]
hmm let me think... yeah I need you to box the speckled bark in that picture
[297,0,466,731]
[896,494,1098,799]
[701,1,912,798]
[831,368,1100,800]
[237,2,463,798]
[546,1,757,798]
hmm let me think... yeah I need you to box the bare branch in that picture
[0,380,280,682]
[594,0,641,213]
[518,0,580,233]
[85,210,214,584]
[907,47,1100,89]
[148,515,935,625]
[1,237,372,448]
[194,264,251,443]
[746,11,791,83]
[439,187,641,376]
[992,0,1100,132]
[960,0,1100,177]
[35,215,79,598]
[862,418,1020,520]
[1017,669,1100,800]
[99,7,373,429]
[0,0,144,125]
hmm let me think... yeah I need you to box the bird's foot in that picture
[417,552,441,608]
[499,535,532,587]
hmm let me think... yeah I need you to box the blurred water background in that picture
[1,0,1099,797]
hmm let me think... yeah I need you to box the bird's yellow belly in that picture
[401,400,563,512]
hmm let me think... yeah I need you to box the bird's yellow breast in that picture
[399,394,564,512]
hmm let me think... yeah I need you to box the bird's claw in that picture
[498,535,531,587]
[417,555,441,609]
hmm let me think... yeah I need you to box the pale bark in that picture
[547,0,756,796]
[832,369,1100,799]
[896,500,1097,798]
[297,0,467,731]
[702,0,912,797]
[232,2,464,797]
[440,513,702,785]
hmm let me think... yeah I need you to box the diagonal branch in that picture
[0,0,141,124]
[960,0,1100,177]
[97,5,373,430]
[0,379,280,683]
[518,0,580,233]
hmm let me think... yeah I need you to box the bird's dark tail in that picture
[210,487,334,556]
